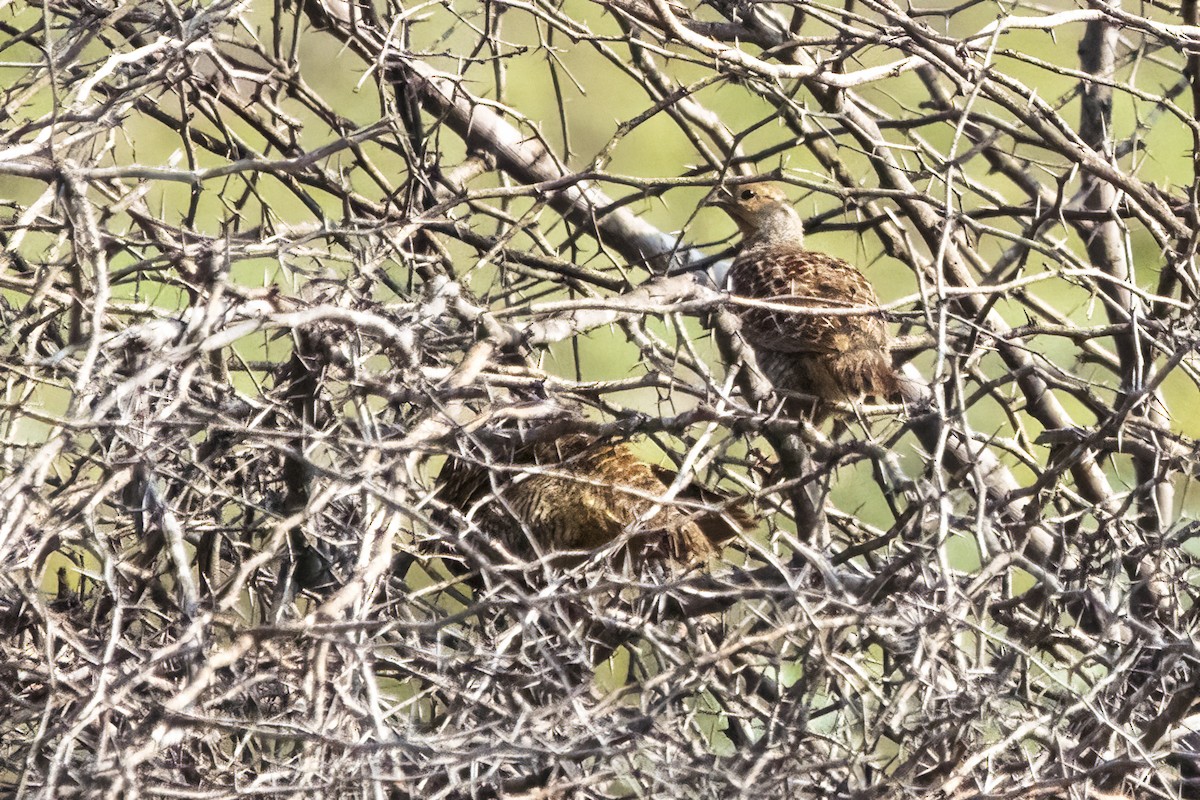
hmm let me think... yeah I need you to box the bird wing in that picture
[729,246,887,355]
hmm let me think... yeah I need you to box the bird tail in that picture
[646,464,756,549]
[839,350,902,402]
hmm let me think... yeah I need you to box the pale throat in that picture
[740,205,806,249]
[710,203,806,289]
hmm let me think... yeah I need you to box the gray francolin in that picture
[438,434,744,568]
[710,180,899,415]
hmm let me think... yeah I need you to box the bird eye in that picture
[739,189,755,201]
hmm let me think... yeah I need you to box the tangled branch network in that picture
[2,0,1200,797]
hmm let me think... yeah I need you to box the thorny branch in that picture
[1,0,1200,797]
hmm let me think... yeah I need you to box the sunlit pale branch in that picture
[0,0,1198,796]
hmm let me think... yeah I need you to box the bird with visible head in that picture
[708,179,900,415]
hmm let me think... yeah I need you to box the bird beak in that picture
[704,186,735,210]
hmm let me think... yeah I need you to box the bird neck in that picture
[739,206,805,249]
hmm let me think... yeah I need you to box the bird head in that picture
[708,181,805,247]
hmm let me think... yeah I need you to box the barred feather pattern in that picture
[439,434,744,565]
[729,243,899,405]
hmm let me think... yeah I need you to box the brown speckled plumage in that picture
[713,181,899,410]
[439,434,743,566]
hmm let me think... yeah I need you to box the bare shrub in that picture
[1,0,1199,797]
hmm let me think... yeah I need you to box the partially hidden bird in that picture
[710,180,900,415]
[438,433,746,568]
